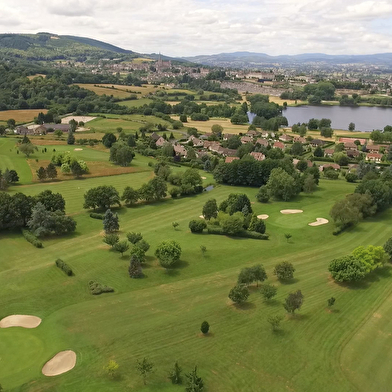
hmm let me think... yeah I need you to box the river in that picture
[283,105,392,132]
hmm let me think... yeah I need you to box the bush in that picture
[206,226,268,239]
[274,261,295,280]
[22,229,43,248]
[345,173,358,183]
[189,219,207,233]
[90,212,104,220]
[256,186,270,203]
[200,321,210,334]
[328,255,367,282]
[55,258,73,276]
[88,280,114,295]
[228,285,249,303]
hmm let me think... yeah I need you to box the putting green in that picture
[0,329,45,385]
[274,212,313,229]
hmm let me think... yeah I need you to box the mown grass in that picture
[0,109,48,123]
[1,149,392,392]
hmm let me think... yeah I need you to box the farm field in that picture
[1,145,392,392]
[75,84,135,99]
[0,109,48,123]
[176,117,249,134]
[121,98,154,108]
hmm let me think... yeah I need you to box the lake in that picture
[283,105,392,132]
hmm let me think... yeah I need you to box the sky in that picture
[1,0,392,57]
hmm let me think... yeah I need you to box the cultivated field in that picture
[176,117,249,134]
[0,109,48,123]
[2,135,392,392]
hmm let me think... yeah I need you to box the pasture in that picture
[1,148,392,392]
[176,116,249,134]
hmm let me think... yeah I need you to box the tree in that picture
[267,168,299,201]
[348,122,355,131]
[274,261,295,280]
[320,127,333,138]
[104,360,119,378]
[200,245,207,256]
[19,143,35,157]
[260,283,277,300]
[103,233,119,248]
[36,166,47,182]
[211,124,224,137]
[172,221,179,230]
[67,130,75,145]
[327,297,336,307]
[129,254,143,278]
[202,199,218,220]
[291,142,304,156]
[54,129,63,139]
[284,290,304,314]
[352,245,388,273]
[329,255,367,282]
[189,219,207,233]
[308,118,319,130]
[303,175,316,193]
[102,133,117,148]
[122,186,139,206]
[103,209,119,233]
[7,118,16,129]
[237,268,255,286]
[185,366,204,392]
[155,240,182,269]
[4,169,19,183]
[220,212,244,235]
[256,185,270,203]
[345,173,358,183]
[228,285,249,304]
[84,186,121,210]
[168,361,182,384]
[330,198,362,231]
[149,176,167,200]
[136,358,154,385]
[248,214,266,234]
[36,190,65,212]
[200,321,209,334]
[383,237,392,260]
[46,163,58,180]
[110,141,134,166]
[267,314,284,331]
[127,232,143,244]
[284,233,292,242]
[296,160,308,172]
[114,240,129,256]
[313,146,324,157]
[251,264,267,286]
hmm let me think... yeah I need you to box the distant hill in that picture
[182,51,392,68]
[0,33,135,61]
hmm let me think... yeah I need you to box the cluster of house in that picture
[15,124,70,135]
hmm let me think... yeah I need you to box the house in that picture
[279,134,293,142]
[322,163,340,171]
[256,138,269,147]
[293,136,306,144]
[225,156,240,163]
[367,144,387,153]
[250,152,265,161]
[220,148,237,157]
[15,125,31,135]
[35,123,70,134]
[261,131,275,138]
[347,149,361,158]
[310,139,325,147]
[246,130,259,137]
[293,159,313,168]
[273,141,285,150]
[208,143,222,153]
[150,132,160,141]
[366,153,383,163]
[223,133,234,141]
[343,141,358,150]
[173,144,187,157]
[155,137,167,147]
[203,141,219,149]
[188,135,203,147]
[324,149,334,157]
[241,136,253,144]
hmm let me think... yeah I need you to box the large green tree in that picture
[267,168,299,201]
[83,185,121,210]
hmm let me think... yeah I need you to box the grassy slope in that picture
[1,160,392,392]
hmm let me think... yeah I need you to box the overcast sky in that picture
[1,0,392,57]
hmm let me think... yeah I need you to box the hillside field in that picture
[1,138,392,392]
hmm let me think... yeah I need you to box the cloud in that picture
[3,0,392,56]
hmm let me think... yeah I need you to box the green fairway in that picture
[2,160,392,391]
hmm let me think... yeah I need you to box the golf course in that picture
[1,136,392,392]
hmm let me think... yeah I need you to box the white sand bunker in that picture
[0,315,41,329]
[280,209,303,214]
[201,176,207,180]
[199,215,205,219]
[257,214,269,220]
[308,218,329,227]
[42,350,77,376]
[74,148,83,151]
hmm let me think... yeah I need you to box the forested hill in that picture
[0,33,135,61]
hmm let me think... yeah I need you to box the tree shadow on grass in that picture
[175,259,189,269]
[233,302,256,311]
[263,299,281,308]
[286,312,310,321]
[278,278,299,285]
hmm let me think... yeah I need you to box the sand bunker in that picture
[42,350,76,376]
[0,315,41,329]
[280,209,303,214]
[74,148,83,151]
[201,176,207,180]
[199,215,205,219]
[308,218,329,227]
[257,214,269,220]
[61,115,96,124]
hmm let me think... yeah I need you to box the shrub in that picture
[345,173,358,183]
[200,321,210,334]
[256,185,270,203]
[274,261,295,280]
[328,255,367,282]
[88,280,114,295]
[260,283,277,300]
[206,226,268,239]
[55,258,73,276]
[228,285,249,304]
[22,229,43,248]
[90,212,104,220]
[127,232,143,244]
[189,219,207,233]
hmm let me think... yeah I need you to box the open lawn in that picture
[2,142,392,391]
[0,109,48,123]
[121,98,154,108]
